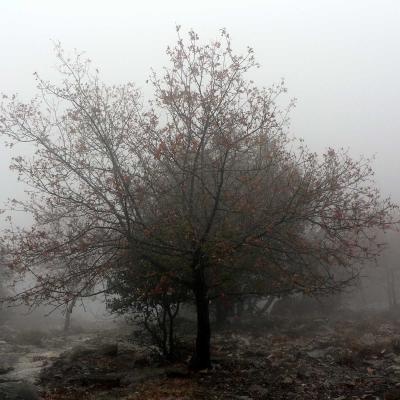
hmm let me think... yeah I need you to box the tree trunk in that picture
[390,268,397,307]
[64,297,77,333]
[190,265,211,370]
[385,265,396,310]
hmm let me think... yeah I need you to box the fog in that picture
[1,1,400,208]
[0,1,400,398]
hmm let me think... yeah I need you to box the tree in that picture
[107,260,187,360]
[375,230,400,310]
[0,247,12,323]
[0,29,396,369]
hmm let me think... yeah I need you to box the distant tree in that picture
[0,29,396,369]
[374,230,400,310]
[0,247,12,323]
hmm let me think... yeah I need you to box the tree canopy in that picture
[0,28,395,368]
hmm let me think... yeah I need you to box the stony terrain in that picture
[3,312,400,399]
[0,325,110,400]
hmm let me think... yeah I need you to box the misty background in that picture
[0,4,400,398]
[0,0,399,220]
[0,1,399,315]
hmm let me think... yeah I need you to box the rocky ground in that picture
[0,324,112,400]
[3,312,400,399]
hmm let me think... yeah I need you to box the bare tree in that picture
[63,294,77,333]
[0,29,396,369]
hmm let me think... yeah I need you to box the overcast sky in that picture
[0,0,399,224]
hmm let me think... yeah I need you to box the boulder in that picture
[0,382,39,400]
[66,343,118,361]
[96,343,118,357]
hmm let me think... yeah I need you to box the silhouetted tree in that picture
[0,29,395,369]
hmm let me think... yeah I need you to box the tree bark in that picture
[63,296,77,333]
[190,264,212,370]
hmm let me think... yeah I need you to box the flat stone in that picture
[307,349,329,359]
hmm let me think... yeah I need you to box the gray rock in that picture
[65,345,96,362]
[96,343,118,357]
[66,343,118,361]
[306,349,329,359]
[0,382,39,400]
[360,333,375,346]
[0,367,13,376]
[249,384,268,396]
